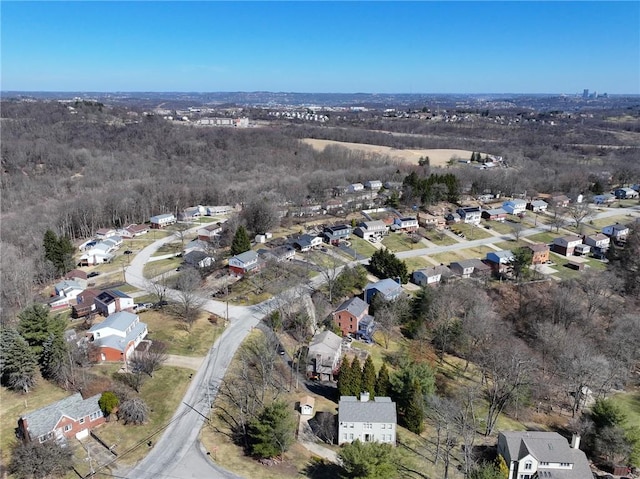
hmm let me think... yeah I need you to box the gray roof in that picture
[89,311,139,333]
[334,297,368,318]
[21,393,103,439]
[55,279,83,292]
[233,250,258,264]
[484,208,507,215]
[338,396,397,424]
[530,200,548,207]
[95,320,147,353]
[364,278,401,297]
[500,431,592,479]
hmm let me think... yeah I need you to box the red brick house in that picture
[87,311,148,362]
[228,250,262,277]
[332,296,371,337]
[523,243,550,265]
[18,393,105,443]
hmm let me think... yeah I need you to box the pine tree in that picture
[403,380,425,434]
[17,304,66,357]
[350,356,363,398]
[362,356,377,399]
[247,401,296,458]
[0,329,38,393]
[42,230,74,276]
[230,225,251,256]
[337,358,354,397]
[375,363,391,397]
[43,229,59,265]
[41,332,70,385]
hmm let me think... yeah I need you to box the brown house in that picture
[523,243,550,265]
[18,393,105,443]
[332,296,371,337]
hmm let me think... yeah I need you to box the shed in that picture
[300,396,316,416]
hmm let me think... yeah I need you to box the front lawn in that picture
[143,257,182,278]
[144,310,224,356]
[449,223,493,240]
[349,237,378,258]
[423,232,458,246]
[382,233,419,252]
[403,256,432,272]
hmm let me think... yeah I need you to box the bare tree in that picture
[510,221,524,244]
[173,222,193,248]
[118,397,149,425]
[171,269,206,330]
[146,269,171,307]
[548,205,567,233]
[309,250,344,304]
[565,201,593,233]
[129,341,168,377]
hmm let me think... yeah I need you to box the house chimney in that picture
[570,434,581,450]
[360,392,370,402]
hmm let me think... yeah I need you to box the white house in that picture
[150,213,176,229]
[602,223,630,241]
[94,290,135,316]
[411,266,447,286]
[54,280,84,300]
[87,311,148,362]
[527,200,548,213]
[393,216,418,231]
[593,194,616,205]
[338,394,397,445]
[95,228,116,239]
[354,221,389,241]
[502,199,527,215]
[197,223,223,242]
[306,330,342,381]
[497,431,591,479]
[348,183,364,193]
[364,180,383,190]
[552,235,583,256]
[583,233,610,252]
[300,396,315,416]
[456,207,482,225]
[614,187,639,199]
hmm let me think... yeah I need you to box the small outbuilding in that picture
[300,396,316,416]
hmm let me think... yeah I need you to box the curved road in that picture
[120,226,267,479]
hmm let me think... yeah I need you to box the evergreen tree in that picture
[362,356,377,399]
[40,332,69,384]
[0,329,38,393]
[98,391,120,416]
[390,360,435,431]
[247,400,296,459]
[375,363,391,397]
[230,225,251,256]
[403,380,425,434]
[42,229,74,276]
[350,356,363,398]
[9,441,73,479]
[368,248,408,284]
[337,358,355,397]
[17,304,66,358]
[339,440,400,479]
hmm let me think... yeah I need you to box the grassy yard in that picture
[422,232,458,246]
[430,251,468,265]
[382,233,419,252]
[449,223,493,240]
[143,310,224,356]
[483,220,513,235]
[349,237,378,258]
[610,388,640,431]
[95,366,192,465]
[525,232,558,244]
[151,241,183,257]
[0,381,71,466]
[588,215,634,229]
[143,257,182,278]
[403,256,432,272]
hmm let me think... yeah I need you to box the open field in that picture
[403,255,432,272]
[301,138,476,168]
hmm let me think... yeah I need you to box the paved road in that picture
[121,225,267,479]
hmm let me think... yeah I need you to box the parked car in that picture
[87,272,100,278]
[124,250,133,255]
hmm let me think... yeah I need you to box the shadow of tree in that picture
[302,457,343,479]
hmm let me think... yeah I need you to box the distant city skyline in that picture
[2,1,639,94]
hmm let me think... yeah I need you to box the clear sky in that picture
[2,1,639,94]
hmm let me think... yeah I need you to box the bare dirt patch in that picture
[301,138,478,167]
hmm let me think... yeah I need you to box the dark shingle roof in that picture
[334,297,368,317]
[21,393,103,439]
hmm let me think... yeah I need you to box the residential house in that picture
[456,207,482,225]
[150,213,176,229]
[323,224,352,245]
[177,206,202,221]
[477,194,495,202]
[94,290,135,316]
[552,235,583,256]
[197,223,223,242]
[522,244,550,265]
[482,208,508,222]
[79,243,114,266]
[338,394,397,445]
[411,266,449,286]
[573,243,591,256]
[18,393,105,443]
[527,200,548,213]
[300,396,315,416]
[260,245,295,263]
[293,234,323,252]
[95,228,116,239]
[502,199,527,215]
[348,183,364,193]
[306,330,342,381]
[184,250,215,268]
[449,259,491,278]
[486,250,515,275]
[364,180,382,190]
[602,223,630,242]
[357,315,375,342]
[72,289,99,319]
[445,212,461,224]
[497,431,591,479]
[614,187,639,199]
[87,311,148,362]
[393,216,418,232]
[550,195,571,208]
[354,221,388,242]
[593,193,616,205]
[583,233,610,252]
[228,250,262,277]
[332,297,373,337]
[205,205,234,216]
[364,278,402,304]
[323,198,344,212]
[124,224,149,237]
[417,212,445,230]
[54,280,84,300]
[184,239,210,255]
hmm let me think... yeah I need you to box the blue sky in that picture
[2,1,639,94]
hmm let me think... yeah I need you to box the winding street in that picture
[113,204,638,478]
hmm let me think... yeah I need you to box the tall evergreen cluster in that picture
[43,229,75,276]
[403,171,460,204]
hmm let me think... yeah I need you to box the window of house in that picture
[382,424,386,429]
[90,411,102,421]
[524,461,532,470]
[79,418,85,424]
[560,463,570,467]
[64,424,72,432]
[349,423,354,428]
[349,434,354,440]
